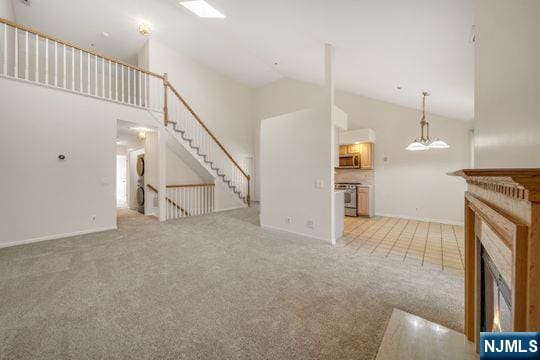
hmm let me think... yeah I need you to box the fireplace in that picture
[481,247,512,333]
[449,168,540,349]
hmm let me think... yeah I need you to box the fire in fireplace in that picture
[481,248,512,333]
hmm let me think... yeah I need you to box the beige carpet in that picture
[0,206,464,360]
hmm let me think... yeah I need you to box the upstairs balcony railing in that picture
[0,18,250,206]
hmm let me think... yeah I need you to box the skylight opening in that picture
[179,1,226,18]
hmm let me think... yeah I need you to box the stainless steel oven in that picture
[338,154,360,169]
[335,183,358,216]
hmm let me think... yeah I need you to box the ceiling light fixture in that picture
[138,21,152,36]
[405,92,450,151]
[179,0,226,18]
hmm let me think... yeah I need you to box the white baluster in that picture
[14,28,18,77]
[71,47,74,90]
[87,52,90,93]
[127,67,130,104]
[45,38,48,84]
[101,57,104,97]
[121,65,124,102]
[79,50,82,91]
[94,55,97,96]
[115,63,118,101]
[54,41,58,86]
[2,24,6,75]
[138,71,142,106]
[63,43,66,88]
[108,60,112,99]
[24,31,28,80]
[35,34,38,82]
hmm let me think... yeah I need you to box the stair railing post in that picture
[247,175,251,207]
[163,73,168,126]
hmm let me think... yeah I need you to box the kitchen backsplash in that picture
[335,169,375,185]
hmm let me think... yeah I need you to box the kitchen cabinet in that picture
[339,145,348,155]
[359,143,374,169]
[356,186,373,217]
[347,144,360,154]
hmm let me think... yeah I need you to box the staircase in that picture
[0,18,250,207]
[165,80,250,205]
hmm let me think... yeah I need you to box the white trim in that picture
[260,223,333,244]
[213,205,247,213]
[374,212,464,226]
[0,226,117,249]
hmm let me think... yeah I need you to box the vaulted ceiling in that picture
[13,0,474,120]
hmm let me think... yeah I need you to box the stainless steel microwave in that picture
[338,154,360,169]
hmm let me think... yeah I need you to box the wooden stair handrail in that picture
[167,184,215,188]
[146,184,190,216]
[0,18,164,80]
[166,82,250,180]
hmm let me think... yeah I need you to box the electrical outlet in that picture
[306,220,314,229]
[286,217,292,224]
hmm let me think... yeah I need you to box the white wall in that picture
[474,0,540,168]
[0,77,162,246]
[260,108,333,242]
[0,0,15,21]
[142,40,255,161]
[255,78,470,224]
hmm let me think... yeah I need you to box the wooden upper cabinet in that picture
[339,145,348,155]
[347,144,360,154]
[359,143,374,169]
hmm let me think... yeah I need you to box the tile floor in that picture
[339,216,465,275]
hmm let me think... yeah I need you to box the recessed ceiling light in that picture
[101,31,110,38]
[179,1,226,18]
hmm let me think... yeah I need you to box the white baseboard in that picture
[260,223,333,244]
[213,205,248,213]
[0,226,117,249]
[374,212,464,226]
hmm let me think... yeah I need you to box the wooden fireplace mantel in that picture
[450,168,540,345]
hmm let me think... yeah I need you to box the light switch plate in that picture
[315,179,324,189]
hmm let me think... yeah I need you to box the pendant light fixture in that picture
[405,92,450,151]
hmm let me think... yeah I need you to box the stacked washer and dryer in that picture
[136,155,145,214]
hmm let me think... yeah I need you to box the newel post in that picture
[163,73,168,126]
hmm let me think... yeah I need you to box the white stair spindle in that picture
[115,63,118,101]
[63,44,66,88]
[94,55,97,96]
[71,47,74,90]
[121,65,124,102]
[79,50,82,91]
[127,67,130,103]
[108,60,112,99]
[87,52,90,93]
[24,31,28,80]
[2,24,6,75]
[35,34,38,82]
[14,29,18,77]
[54,41,58,86]
[138,71,142,106]
[45,38,48,84]
[101,57,104,97]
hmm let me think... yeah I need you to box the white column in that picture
[324,43,336,245]
[157,127,167,221]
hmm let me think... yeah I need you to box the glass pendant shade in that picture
[405,140,428,151]
[428,138,450,149]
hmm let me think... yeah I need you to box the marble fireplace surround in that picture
[451,169,540,347]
